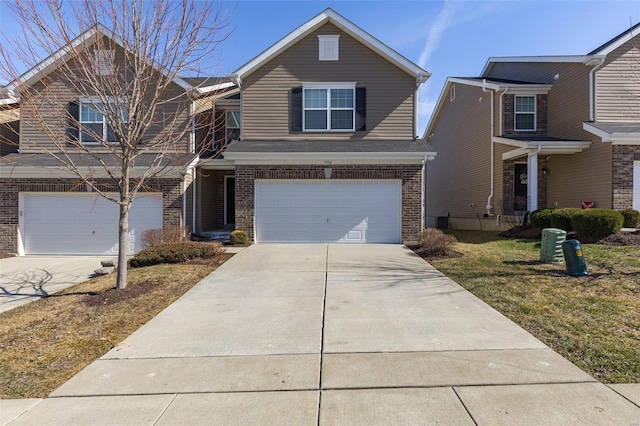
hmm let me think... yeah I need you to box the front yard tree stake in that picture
[0,0,229,288]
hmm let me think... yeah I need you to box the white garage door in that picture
[22,193,163,255]
[255,180,402,243]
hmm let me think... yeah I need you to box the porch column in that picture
[527,150,538,211]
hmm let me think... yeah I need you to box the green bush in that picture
[130,242,224,268]
[229,230,249,245]
[548,208,582,232]
[571,209,624,238]
[415,228,457,257]
[620,208,640,228]
[530,208,555,228]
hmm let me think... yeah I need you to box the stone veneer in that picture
[0,178,183,254]
[235,164,423,242]
[612,145,640,210]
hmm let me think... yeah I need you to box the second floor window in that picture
[514,95,536,131]
[79,100,126,144]
[226,110,241,143]
[303,84,355,131]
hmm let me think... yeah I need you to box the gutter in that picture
[228,73,242,88]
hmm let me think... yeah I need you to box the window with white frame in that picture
[79,100,126,144]
[226,110,241,143]
[514,95,536,131]
[303,84,355,131]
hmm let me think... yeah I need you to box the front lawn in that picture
[428,231,640,384]
[0,256,229,399]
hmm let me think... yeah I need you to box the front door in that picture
[225,176,235,225]
[514,163,528,211]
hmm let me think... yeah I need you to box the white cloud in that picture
[418,0,466,69]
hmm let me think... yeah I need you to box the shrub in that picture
[548,208,582,232]
[130,242,224,268]
[229,230,249,245]
[620,209,640,228]
[530,208,555,228]
[571,209,624,238]
[415,228,457,257]
[141,225,191,248]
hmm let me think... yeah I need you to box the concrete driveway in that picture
[4,245,640,425]
[0,256,111,313]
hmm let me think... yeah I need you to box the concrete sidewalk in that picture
[3,244,639,425]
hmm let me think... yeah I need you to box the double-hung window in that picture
[79,99,126,144]
[303,84,355,131]
[514,95,536,131]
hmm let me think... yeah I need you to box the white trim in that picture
[583,122,640,144]
[17,193,25,256]
[591,26,638,56]
[224,175,235,225]
[634,161,640,211]
[222,151,435,166]
[514,95,536,132]
[197,158,236,170]
[230,8,430,81]
[449,85,455,102]
[302,83,356,132]
[198,81,236,94]
[318,35,340,61]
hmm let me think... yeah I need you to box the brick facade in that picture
[235,164,423,242]
[0,178,183,254]
[502,94,548,136]
[612,145,640,210]
[502,157,548,214]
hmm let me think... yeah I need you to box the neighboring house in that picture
[196,8,434,244]
[424,24,640,230]
[0,9,435,255]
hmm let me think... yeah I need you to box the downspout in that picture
[588,57,605,121]
[192,167,197,234]
[482,79,495,216]
[421,156,427,231]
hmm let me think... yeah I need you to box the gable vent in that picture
[94,50,115,76]
[318,35,339,61]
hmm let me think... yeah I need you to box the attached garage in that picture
[20,193,163,255]
[254,180,402,243]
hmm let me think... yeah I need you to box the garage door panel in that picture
[23,193,162,255]
[255,180,401,243]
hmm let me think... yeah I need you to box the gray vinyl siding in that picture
[425,83,499,219]
[241,23,416,141]
[18,41,191,153]
[596,37,640,122]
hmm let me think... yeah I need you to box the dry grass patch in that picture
[0,256,230,399]
[427,231,640,384]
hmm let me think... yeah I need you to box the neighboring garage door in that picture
[22,193,163,255]
[255,180,401,243]
[634,161,640,210]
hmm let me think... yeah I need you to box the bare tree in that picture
[0,0,230,288]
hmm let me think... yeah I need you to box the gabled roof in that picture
[229,8,430,84]
[588,22,640,55]
[6,23,192,94]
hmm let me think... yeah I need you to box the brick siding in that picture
[235,165,423,242]
[612,145,640,210]
[503,94,548,136]
[0,178,183,254]
[501,157,548,214]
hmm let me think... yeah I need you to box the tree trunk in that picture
[116,201,130,289]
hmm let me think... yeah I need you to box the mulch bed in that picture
[499,225,640,246]
[406,244,463,262]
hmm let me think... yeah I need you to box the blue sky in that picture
[2,0,639,134]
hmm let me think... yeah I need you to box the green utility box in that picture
[562,240,589,276]
[540,228,566,263]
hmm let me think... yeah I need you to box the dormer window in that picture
[318,35,339,61]
[514,95,536,131]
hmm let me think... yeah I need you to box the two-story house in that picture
[423,23,640,230]
[0,9,435,255]
[195,8,435,244]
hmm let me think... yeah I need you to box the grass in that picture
[0,256,229,399]
[429,231,640,384]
